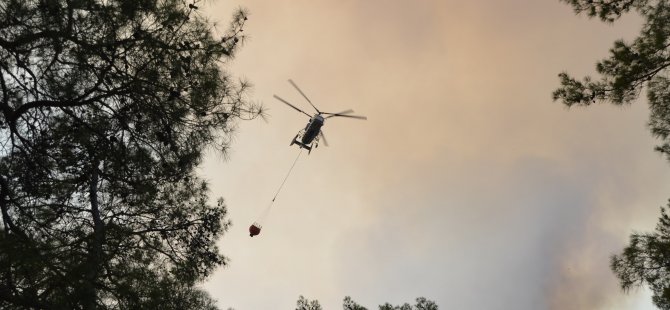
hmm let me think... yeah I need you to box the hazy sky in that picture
[198,1,670,309]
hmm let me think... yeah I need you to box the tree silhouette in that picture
[295,296,437,310]
[554,0,670,308]
[296,295,323,310]
[343,296,367,310]
[0,0,261,308]
[378,297,438,310]
[554,0,670,160]
[611,202,670,309]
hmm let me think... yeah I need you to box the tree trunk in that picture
[85,161,104,309]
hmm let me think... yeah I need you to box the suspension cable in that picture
[272,149,303,202]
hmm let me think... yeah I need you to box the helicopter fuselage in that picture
[275,79,365,154]
[301,115,324,145]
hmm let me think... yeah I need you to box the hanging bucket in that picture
[249,223,261,237]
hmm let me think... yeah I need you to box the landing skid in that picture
[290,131,313,154]
[289,134,299,146]
[293,140,312,154]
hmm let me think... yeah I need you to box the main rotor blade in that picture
[329,114,367,120]
[319,131,329,147]
[273,95,312,118]
[323,109,354,118]
[288,79,320,114]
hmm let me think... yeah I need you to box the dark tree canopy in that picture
[343,296,368,310]
[555,0,670,308]
[554,0,670,161]
[0,0,260,308]
[611,203,670,310]
[295,296,437,310]
[296,295,323,310]
[378,297,438,310]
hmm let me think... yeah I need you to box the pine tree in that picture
[554,0,670,160]
[611,203,670,309]
[0,0,261,308]
[295,296,437,310]
[554,1,670,308]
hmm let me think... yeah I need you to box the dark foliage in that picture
[296,295,323,310]
[611,203,670,309]
[0,0,260,308]
[295,296,437,310]
[554,0,670,107]
[378,297,438,310]
[343,296,367,310]
[555,0,670,308]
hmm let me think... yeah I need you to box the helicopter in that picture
[273,79,367,154]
